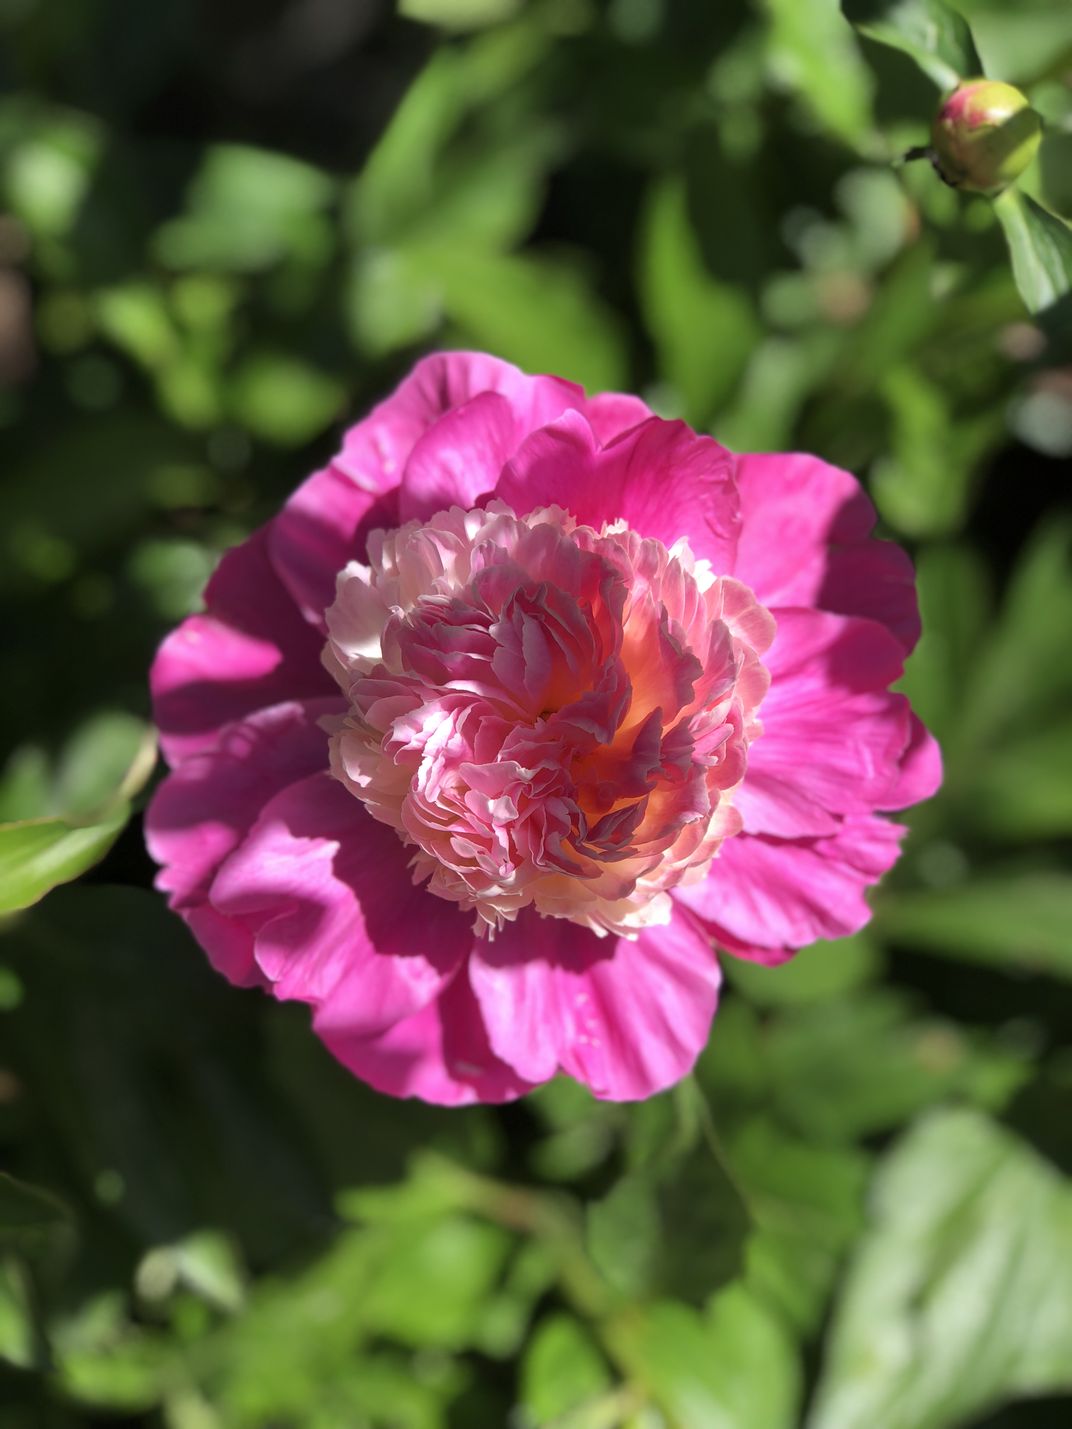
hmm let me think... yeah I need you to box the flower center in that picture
[323,503,773,937]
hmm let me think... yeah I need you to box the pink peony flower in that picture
[147,352,940,1104]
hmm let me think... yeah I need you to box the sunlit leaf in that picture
[842,0,982,91]
[154,145,336,273]
[617,1288,800,1429]
[765,0,874,148]
[229,354,346,447]
[994,187,1072,317]
[519,1312,612,1424]
[810,1110,1072,1429]
[0,805,129,914]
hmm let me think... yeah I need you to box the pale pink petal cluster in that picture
[324,502,772,937]
[147,352,940,1104]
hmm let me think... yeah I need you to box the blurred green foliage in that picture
[1,0,1070,1424]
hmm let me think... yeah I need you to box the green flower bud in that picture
[930,79,1042,195]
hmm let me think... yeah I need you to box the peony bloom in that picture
[147,353,940,1103]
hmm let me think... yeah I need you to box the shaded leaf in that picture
[638,176,759,425]
[586,1083,749,1305]
[0,1174,71,1253]
[421,246,628,394]
[876,872,1072,977]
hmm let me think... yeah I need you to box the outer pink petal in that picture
[319,973,537,1106]
[583,391,654,443]
[146,698,340,985]
[497,411,740,572]
[151,527,334,765]
[267,467,399,628]
[733,452,920,652]
[269,352,586,619]
[880,713,943,810]
[677,815,905,958]
[398,391,523,522]
[738,609,915,837]
[210,772,468,1038]
[470,906,721,1101]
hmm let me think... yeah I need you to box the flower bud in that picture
[930,79,1042,194]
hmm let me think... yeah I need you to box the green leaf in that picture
[765,0,875,149]
[0,713,155,911]
[724,932,882,1007]
[638,176,759,425]
[616,1288,800,1429]
[810,1110,1072,1429]
[520,1313,612,1424]
[419,246,628,394]
[994,188,1072,317]
[970,719,1072,839]
[349,28,550,248]
[0,1258,42,1370]
[399,0,523,30]
[0,805,129,914]
[731,1123,869,1335]
[358,1216,513,1349]
[896,543,992,753]
[958,518,1072,757]
[841,0,983,91]
[870,362,1001,537]
[586,1083,750,1305]
[229,353,345,447]
[0,1173,72,1253]
[762,992,1015,1141]
[876,872,1072,977]
[154,145,336,273]
[51,712,157,819]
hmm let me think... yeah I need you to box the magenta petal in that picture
[320,972,537,1106]
[398,391,519,522]
[733,451,921,651]
[340,353,583,474]
[146,699,340,984]
[269,352,586,619]
[268,465,399,628]
[210,772,468,1037]
[679,816,905,955]
[739,609,915,834]
[151,528,334,765]
[498,412,740,571]
[583,391,654,443]
[881,714,943,810]
[470,907,721,1101]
